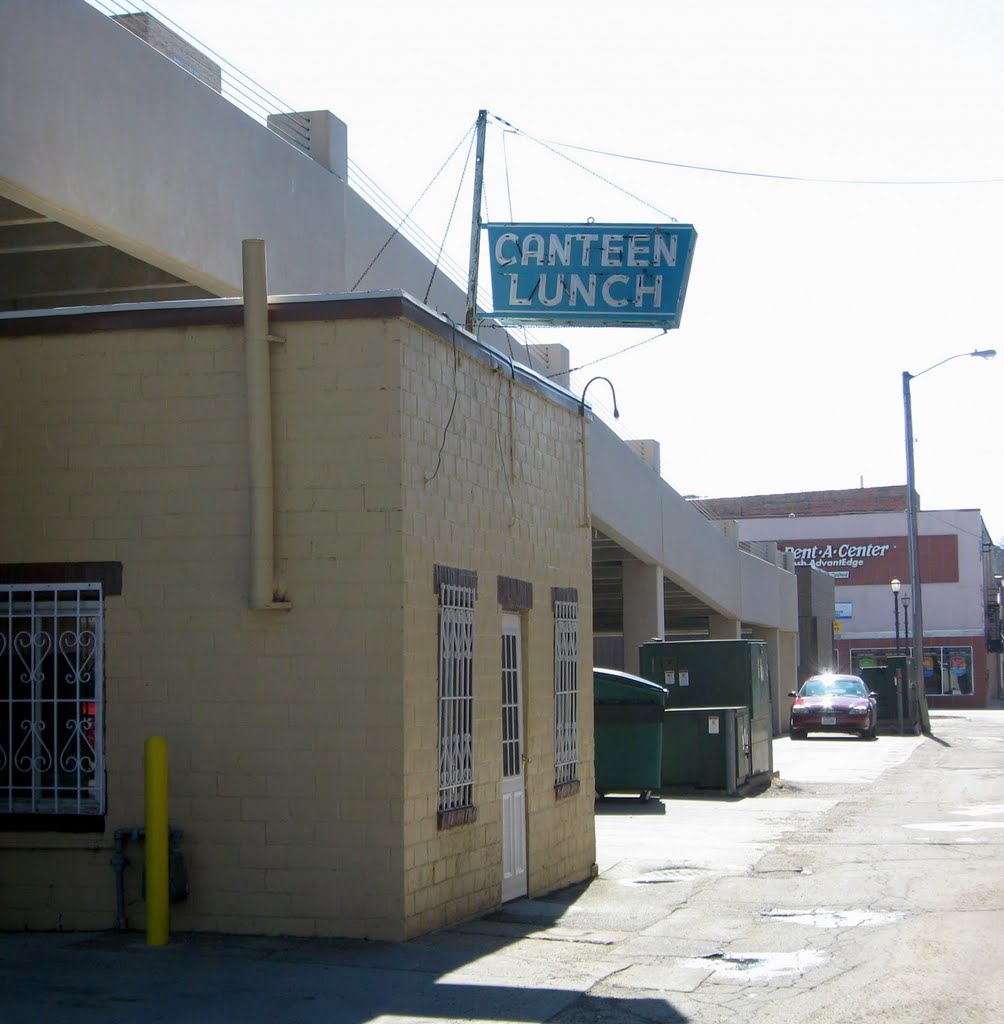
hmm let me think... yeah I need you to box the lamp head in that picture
[890,578,901,594]
[579,376,620,419]
[909,347,997,381]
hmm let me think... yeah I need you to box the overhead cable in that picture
[492,115,1004,186]
[550,331,668,378]
[351,121,476,290]
[489,115,678,220]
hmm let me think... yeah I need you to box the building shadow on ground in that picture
[0,924,691,1024]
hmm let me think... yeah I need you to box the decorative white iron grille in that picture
[0,583,104,815]
[501,628,521,779]
[438,583,475,813]
[554,600,579,786]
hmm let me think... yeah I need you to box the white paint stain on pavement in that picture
[762,908,905,928]
[903,821,1004,833]
[904,802,1004,835]
[952,803,1004,816]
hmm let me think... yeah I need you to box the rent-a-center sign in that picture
[781,535,959,584]
[485,222,697,327]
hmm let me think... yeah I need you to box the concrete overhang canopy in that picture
[0,196,212,311]
[592,529,719,634]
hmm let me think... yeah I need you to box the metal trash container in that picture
[640,639,773,779]
[860,655,912,733]
[661,705,751,794]
[593,668,668,800]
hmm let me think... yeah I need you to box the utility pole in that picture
[464,110,488,335]
[903,371,932,735]
[901,348,994,735]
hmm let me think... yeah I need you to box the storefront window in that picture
[850,646,973,696]
[926,647,973,696]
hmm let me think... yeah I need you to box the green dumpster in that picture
[661,705,751,794]
[593,668,668,799]
[639,639,774,779]
[860,654,912,732]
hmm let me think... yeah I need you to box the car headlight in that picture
[847,706,868,715]
[791,706,811,715]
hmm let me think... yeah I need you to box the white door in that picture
[501,614,528,902]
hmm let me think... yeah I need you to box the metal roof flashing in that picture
[0,290,581,417]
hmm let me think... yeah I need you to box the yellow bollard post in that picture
[144,735,169,946]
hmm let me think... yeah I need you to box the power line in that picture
[490,115,677,219]
[425,130,476,303]
[493,115,1004,187]
[352,121,476,290]
[549,331,668,378]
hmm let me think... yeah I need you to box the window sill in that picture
[0,814,105,833]
[437,806,477,830]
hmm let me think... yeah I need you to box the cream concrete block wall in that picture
[397,322,595,938]
[0,302,593,940]
[0,317,406,937]
[270,315,408,939]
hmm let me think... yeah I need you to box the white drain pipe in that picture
[242,239,285,609]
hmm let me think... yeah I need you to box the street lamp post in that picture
[899,592,911,734]
[903,348,996,735]
[997,578,1004,700]
[890,578,901,653]
[891,577,903,734]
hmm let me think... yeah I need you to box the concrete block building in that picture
[0,292,595,939]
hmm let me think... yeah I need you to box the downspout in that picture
[494,351,518,525]
[242,239,289,610]
[580,417,591,529]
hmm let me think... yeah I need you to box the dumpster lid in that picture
[594,668,668,705]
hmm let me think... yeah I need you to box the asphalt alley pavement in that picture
[1,710,1001,1023]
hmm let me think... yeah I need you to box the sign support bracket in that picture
[464,109,488,335]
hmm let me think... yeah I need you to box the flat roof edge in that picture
[0,290,580,415]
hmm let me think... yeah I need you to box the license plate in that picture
[821,714,836,726]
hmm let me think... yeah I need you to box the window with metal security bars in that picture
[1,584,104,816]
[554,600,578,787]
[438,582,476,818]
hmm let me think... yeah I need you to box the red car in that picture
[789,673,879,740]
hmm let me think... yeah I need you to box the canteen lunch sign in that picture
[485,222,697,328]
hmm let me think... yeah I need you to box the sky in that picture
[123,0,1004,537]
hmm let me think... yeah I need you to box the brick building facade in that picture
[699,488,1004,710]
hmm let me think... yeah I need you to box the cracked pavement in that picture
[1,710,1002,1022]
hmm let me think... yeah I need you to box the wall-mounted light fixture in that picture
[577,376,619,529]
[578,376,620,419]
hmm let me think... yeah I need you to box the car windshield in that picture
[801,677,868,698]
